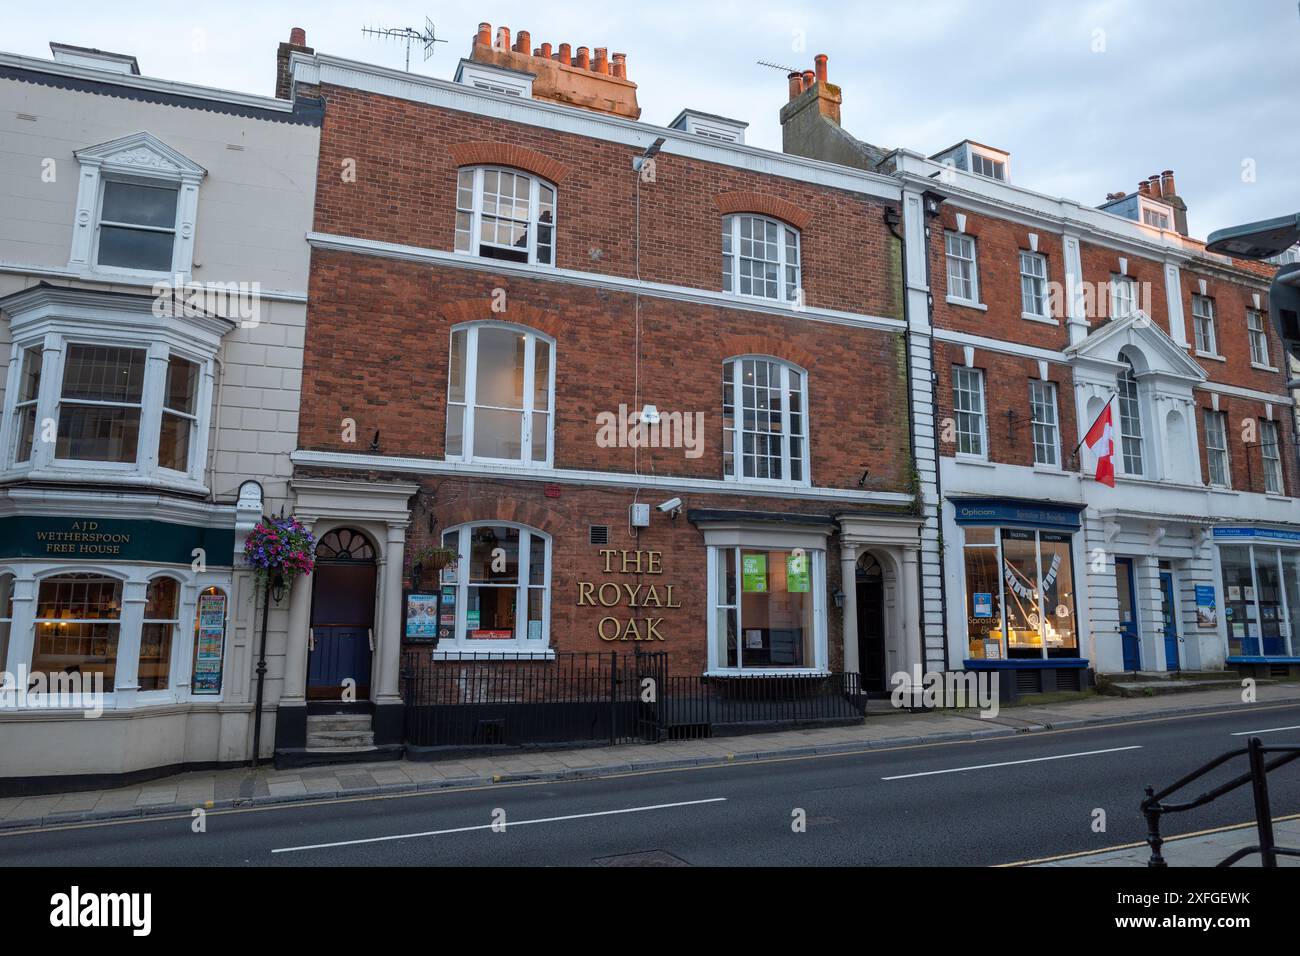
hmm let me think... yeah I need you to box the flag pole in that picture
[1070,389,1118,461]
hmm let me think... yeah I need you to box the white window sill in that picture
[1251,363,1280,373]
[1207,484,1238,496]
[954,455,995,468]
[946,297,987,311]
[446,456,551,471]
[704,668,829,678]
[1265,493,1291,503]
[1195,350,1226,363]
[1033,464,1069,476]
[453,249,553,271]
[724,474,813,490]
[723,289,802,309]
[428,647,555,661]
[1021,312,1059,325]
[0,466,208,496]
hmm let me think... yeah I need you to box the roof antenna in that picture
[756,59,801,74]
[361,16,448,72]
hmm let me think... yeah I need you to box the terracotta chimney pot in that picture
[801,70,815,92]
[496,26,511,51]
[516,30,530,53]
[289,27,306,46]
[576,46,590,69]
[814,54,828,85]
[594,47,609,74]
[1160,170,1177,197]
[558,43,571,65]
[787,72,802,100]
[541,42,553,58]
[612,52,626,79]
[476,22,492,46]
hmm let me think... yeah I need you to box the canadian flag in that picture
[1084,401,1116,487]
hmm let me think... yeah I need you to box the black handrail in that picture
[1140,736,1300,867]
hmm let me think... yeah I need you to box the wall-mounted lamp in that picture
[832,586,844,609]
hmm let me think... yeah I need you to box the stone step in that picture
[1101,678,1269,698]
[306,715,373,733]
[306,729,376,750]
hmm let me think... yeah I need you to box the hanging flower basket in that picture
[243,515,315,593]
[411,545,459,587]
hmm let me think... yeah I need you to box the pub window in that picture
[158,355,199,473]
[440,523,550,647]
[30,573,122,689]
[0,572,14,671]
[711,546,820,671]
[454,167,556,266]
[191,586,227,695]
[139,576,180,691]
[446,324,553,466]
[722,357,809,484]
[722,215,801,302]
[10,347,42,464]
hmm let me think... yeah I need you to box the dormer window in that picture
[970,153,1005,181]
[1142,206,1170,230]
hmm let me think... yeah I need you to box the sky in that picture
[6,0,1297,239]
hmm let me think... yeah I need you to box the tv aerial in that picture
[361,16,448,72]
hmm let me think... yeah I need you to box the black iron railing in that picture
[400,649,865,749]
[1141,736,1300,867]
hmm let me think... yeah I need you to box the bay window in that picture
[445,324,554,466]
[439,523,550,649]
[139,576,180,691]
[722,215,801,302]
[722,357,809,483]
[56,345,146,463]
[158,355,199,473]
[454,167,556,266]
[10,347,41,464]
[710,545,824,672]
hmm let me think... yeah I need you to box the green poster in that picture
[787,552,809,592]
[742,553,767,592]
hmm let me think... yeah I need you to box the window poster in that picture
[192,591,226,695]
[973,593,993,618]
[406,593,440,638]
[786,552,809,592]
[1195,585,1217,628]
[742,553,768,593]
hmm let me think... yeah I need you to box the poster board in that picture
[192,591,227,695]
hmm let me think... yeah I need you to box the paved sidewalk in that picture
[1029,815,1300,867]
[2,683,1298,833]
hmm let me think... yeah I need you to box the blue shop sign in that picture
[1214,527,1300,543]
[953,498,1083,530]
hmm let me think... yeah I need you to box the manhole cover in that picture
[593,849,691,867]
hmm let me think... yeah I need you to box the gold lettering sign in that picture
[34,521,131,556]
[578,549,681,641]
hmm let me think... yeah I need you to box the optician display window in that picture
[1218,540,1300,658]
[953,499,1084,662]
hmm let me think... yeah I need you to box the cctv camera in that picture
[657,497,683,514]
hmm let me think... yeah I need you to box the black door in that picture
[857,555,886,693]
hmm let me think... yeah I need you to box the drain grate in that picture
[593,849,691,867]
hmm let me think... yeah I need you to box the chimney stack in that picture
[466,24,639,119]
[275,26,312,100]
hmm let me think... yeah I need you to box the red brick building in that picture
[271,26,924,754]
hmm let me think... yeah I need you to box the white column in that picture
[113,578,148,707]
[376,523,407,703]
[902,547,923,676]
[840,545,859,675]
[280,565,313,704]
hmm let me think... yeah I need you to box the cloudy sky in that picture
[7,0,1297,238]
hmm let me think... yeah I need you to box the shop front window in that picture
[441,523,550,647]
[1220,544,1299,658]
[711,546,819,670]
[963,526,1078,660]
[1221,546,1256,656]
[30,573,122,688]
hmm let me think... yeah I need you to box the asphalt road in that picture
[4,702,1300,867]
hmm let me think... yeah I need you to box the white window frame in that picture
[1205,409,1231,488]
[1192,295,1218,356]
[705,543,828,675]
[138,573,183,695]
[1261,419,1284,495]
[68,131,204,280]
[1029,380,1060,468]
[1117,357,1146,477]
[722,356,811,486]
[1110,274,1138,320]
[1247,309,1271,368]
[436,522,552,654]
[722,214,802,303]
[0,286,222,493]
[952,365,987,458]
[444,322,555,468]
[945,232,980,305]
[1019,251,1049,319]
[453,166,557,267]
[970,152,1006,181]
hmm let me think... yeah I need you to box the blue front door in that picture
[1159,571,1180,671]
[1116,558,1141,671]
[307,626,372,698]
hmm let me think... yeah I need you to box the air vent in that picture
[1054,669,1082,692]
[1015,670,1040,693]
[589,525,610,545]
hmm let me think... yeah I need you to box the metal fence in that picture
[400,649,865,750]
